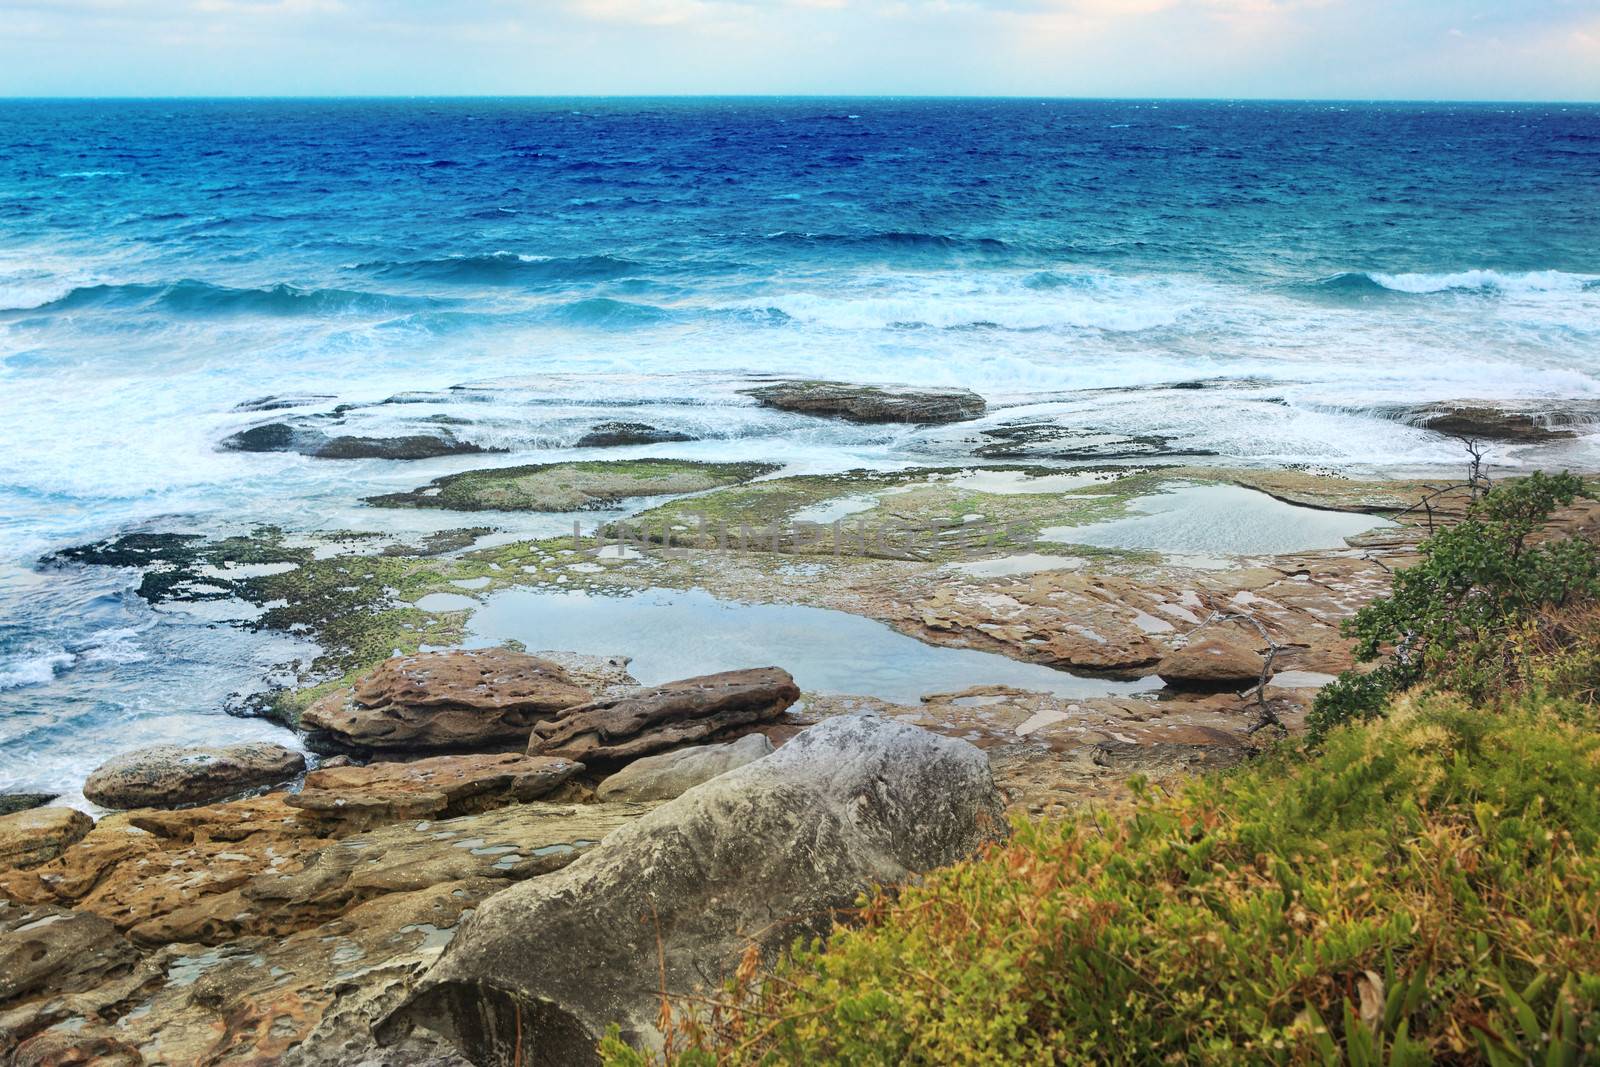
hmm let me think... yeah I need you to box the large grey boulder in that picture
[595,732,773,802]
[382,714,1006,1065]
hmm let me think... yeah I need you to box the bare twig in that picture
[1181,608,1286,737]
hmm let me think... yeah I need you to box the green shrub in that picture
[606,699,1600,1065]
[1308,472,1597,742]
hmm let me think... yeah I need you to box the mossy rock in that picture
[366,460,780,513]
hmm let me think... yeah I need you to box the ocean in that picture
[2,98,1598,798]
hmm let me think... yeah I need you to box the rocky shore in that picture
[8,381,1599,1065]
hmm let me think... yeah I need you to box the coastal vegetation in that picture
[605,474,1600,1066]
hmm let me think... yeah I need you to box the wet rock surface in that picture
[0,793,56,817]
[387,714,1006,1064]
[82,742,306,810]
[528,667,800,765]
[0,806,93,871]
[744,380,986,424]
[366,458,777,512]
[1392,400,1598,442]
[575,421,695,447]
[221,421,499,459]
[595,732,773,802]
[301,648,594,755]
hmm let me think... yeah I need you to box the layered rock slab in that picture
[286,751,585,832]
[387,713,1007,1065]
[527,667,799,765]
[301,647,593,755]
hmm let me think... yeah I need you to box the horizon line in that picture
[2,93,1598,106]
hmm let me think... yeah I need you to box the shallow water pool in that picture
[1039,482,1391,568]
[463,586,1160,704]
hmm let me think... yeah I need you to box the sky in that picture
[0,0,1597,100]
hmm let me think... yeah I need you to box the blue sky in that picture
[1,0,1597,100]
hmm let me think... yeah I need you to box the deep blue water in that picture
[2,98,1598,798]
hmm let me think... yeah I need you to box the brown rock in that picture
[529,667,800,765]
[0,806,92,871]
[134,801,647,946]
[0,901,139,1007]
[9,1027,144,1066]
[353,646,590,712]
[82,742,306,810]
[302,648,592,755]
[1158,636,1265,689]
[286,752,585,832]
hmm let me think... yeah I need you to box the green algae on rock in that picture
[365,459,779,512]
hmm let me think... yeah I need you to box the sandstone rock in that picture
[0,793,56,817]
[82,742,306,810]
[387,714,1006,1064]
[7,1025,144,1066]
[744,380,986,424]
[0,788,647,952]
[353,646,589,712]
[528,667,800,765]
[575,421,694,448]
[286,752,585,832]
[595,732,773,802]
[301,648,592,755]
[1157,635,1265,689]
[0,806,92,871]
[0,901,139,1006]
[136,801,646,947]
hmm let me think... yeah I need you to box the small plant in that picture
[1308,471,1597,742]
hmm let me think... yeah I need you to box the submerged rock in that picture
[385,714,1007,1064]
[0,806,93,871]
[575,421,695,447]
[1157,635,1266,689]
[528,667,800,766]
[300,648,594,755]
[744,380,986,424]
[233,393,337,413]
[221,421,499,460]
[365,458,777,512]
[286,752,585,832]
[82,742,306,810]
[595,732,773,802]
[1397,401,1590,442]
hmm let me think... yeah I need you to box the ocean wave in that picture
[1363,270,1600,295]
[762,231,1011,255]
[357,252,644,285]
[545,297,675,328]
[747,272,1196,332]
[0,650,74,690]
[4,279,445,317]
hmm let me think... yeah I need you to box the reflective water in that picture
[463,586,1160,704]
